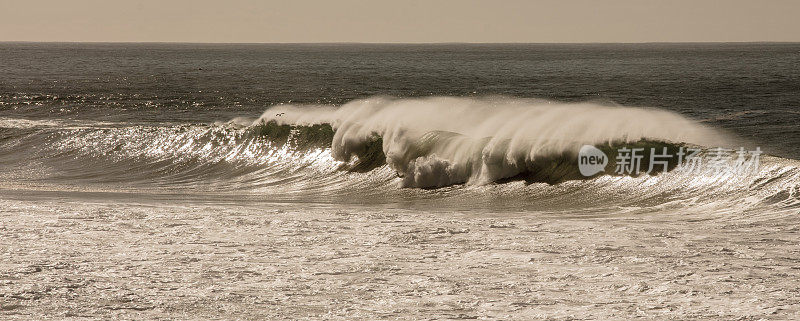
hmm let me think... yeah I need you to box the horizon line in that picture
[1,40,799,45]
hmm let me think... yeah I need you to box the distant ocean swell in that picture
[1,96,798,212]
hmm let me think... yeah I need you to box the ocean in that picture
[1,43,799,319]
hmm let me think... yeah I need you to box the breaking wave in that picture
[252,96,729,187]
[1,96,798,214]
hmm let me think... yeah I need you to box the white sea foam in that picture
[257,96,731,187]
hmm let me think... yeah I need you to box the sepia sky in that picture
[1,0,798,43]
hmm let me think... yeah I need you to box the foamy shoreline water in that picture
[1,196,798,320]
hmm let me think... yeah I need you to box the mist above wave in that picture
[253,96,730,187]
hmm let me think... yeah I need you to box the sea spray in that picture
[256,96,730,187]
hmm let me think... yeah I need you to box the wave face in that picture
[255,96,729,188]
[1,96,798,214]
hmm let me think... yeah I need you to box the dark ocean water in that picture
[1,42,799,157]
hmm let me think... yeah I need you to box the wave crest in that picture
[256,96,728,187]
